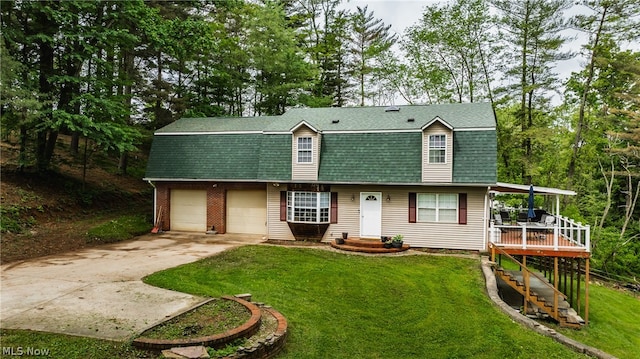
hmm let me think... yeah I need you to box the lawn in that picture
[3,245,636,358]
[143,246,589,358]
[552,281,640,358]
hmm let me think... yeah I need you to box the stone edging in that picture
[224,305,288,359]
[480,257,617,359]
[132,295,262,351]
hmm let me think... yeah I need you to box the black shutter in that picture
[330,192,338,223]
[409,192,416,223]
[280,191,287,221]
[459,193,467,225]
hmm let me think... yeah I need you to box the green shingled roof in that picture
[145,103,497,183]
[318,132,422,183]
[453,131,497,183]
[154,103,495,134]
[280,103,495,131]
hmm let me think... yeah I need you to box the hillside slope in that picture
[1,135,153,263]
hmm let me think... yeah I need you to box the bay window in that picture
[287,191,330,223]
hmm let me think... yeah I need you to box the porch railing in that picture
[489,215,590,252]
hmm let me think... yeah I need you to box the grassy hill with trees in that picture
[0,135,153,263]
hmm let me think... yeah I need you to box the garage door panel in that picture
[227,190,266,234]
[170,190,207,232]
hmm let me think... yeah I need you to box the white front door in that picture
[360,192,382,238]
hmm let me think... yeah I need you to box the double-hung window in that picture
[428,134,446,164]
[417,193,458,222]
[297,137,313,163]
[287,191,330,223]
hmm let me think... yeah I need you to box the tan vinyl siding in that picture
[267,184,488,250]
[266,184,295,240]
[422,123,453,182]
[320,185,364,241]
[380,187,487,251]
[319,186,487,250]
[292,126,319,181]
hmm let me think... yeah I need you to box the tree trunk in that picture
[35,1,57,172]
[567,5,608,188]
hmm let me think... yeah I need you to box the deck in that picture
[490,215,590,258]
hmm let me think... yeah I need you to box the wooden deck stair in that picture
[494,267,584,328]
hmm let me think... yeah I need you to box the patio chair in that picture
[516,212,528,223]
[536,214,555,228]
[499,211,511,225]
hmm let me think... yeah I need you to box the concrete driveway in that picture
[0,232,264,340]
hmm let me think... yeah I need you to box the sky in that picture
[337,0,619,105]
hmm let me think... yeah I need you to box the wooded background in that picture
[1,0,638,279]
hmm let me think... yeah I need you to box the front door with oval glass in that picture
[360,192,382,238]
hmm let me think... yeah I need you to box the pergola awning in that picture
[490,182,576,196]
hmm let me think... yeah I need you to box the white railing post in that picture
[569,218,574,243]
[490,220,496,244]
[585,224,591,252]
[577,222,583,247]
[553,219,559,250]
[522,225,527,249]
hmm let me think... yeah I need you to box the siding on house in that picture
[266,184,488,251]
[291,126,320,181]
[422,122,453,183]
[378,187,487,250]
[267,184,294,240]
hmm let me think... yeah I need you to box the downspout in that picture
[147,180,157,225]
[483,187,489,251]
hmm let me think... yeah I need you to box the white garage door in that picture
[170,189,207,232]
[227,190,267,234]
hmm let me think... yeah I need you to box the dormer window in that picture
[428,134,446,164]
[297,137,313,163]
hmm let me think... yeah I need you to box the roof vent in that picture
[407,118,415,122]
[384,106,400,112]
[332,119,340,124]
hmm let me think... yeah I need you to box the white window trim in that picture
[297,136,313,164]
[417,193,458,223]
[287,191,330,224]
[428,134,447,164]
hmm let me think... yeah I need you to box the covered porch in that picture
[487,182,590,255]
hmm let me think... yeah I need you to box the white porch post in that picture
[483,189,489,250]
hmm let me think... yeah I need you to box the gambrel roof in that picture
[145,103,497,184]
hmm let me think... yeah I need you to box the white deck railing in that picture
[489,215,590,252]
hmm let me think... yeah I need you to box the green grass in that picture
[552,282,640,359]
[144,246,589,358]
[85,214,153,243]
[493,254,640,358]
[141,298,250,339]
[3,246,636,358]
[0,330,153,358]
